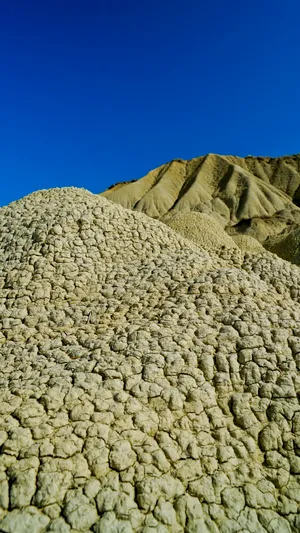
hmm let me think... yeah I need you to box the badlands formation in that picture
[0,168,300,532]
[101,153,300,264]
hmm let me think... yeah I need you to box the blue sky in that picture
[1,0,300,207]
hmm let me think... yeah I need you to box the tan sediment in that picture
[0,186,300,531]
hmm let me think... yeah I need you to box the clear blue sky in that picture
[1,1,300,207]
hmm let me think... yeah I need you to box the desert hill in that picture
[101,153,300,263]
[0,187,300,532]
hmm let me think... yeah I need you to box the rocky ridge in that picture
[0,187,300,532]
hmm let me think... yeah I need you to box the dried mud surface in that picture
[0,187,300,532]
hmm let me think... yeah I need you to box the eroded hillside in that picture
[101,153,300,264]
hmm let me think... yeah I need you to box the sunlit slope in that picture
[1,187,300,531]
[101,153,300,262]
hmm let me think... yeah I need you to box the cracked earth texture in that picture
[0,188,300,533]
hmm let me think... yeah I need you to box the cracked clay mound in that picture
[0,187,300,533]
[101,153,300,264]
